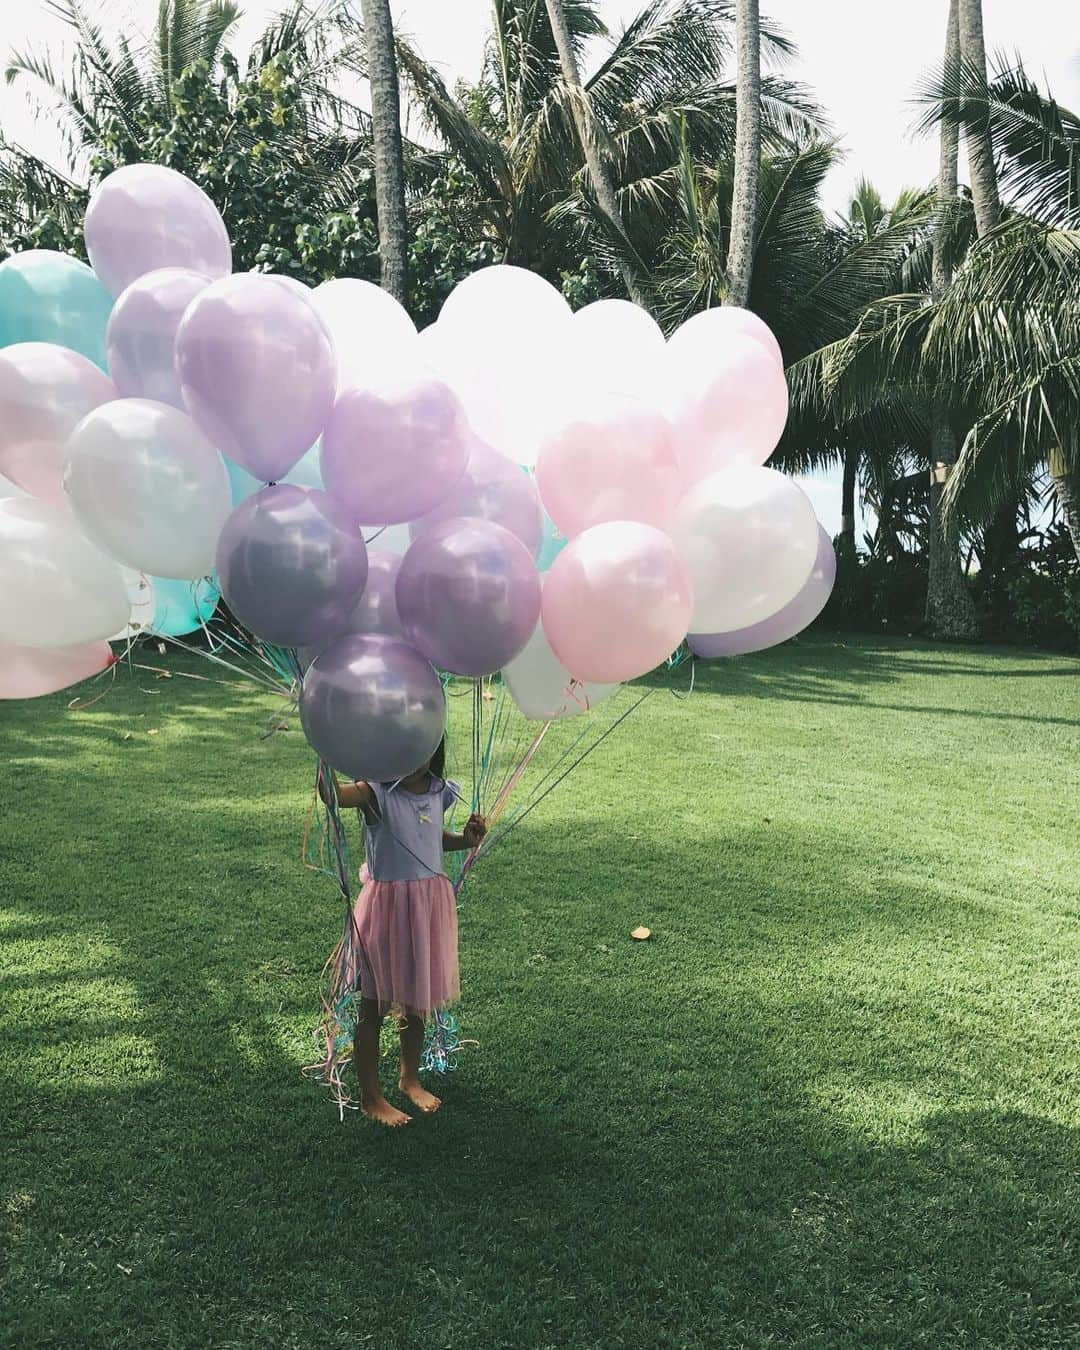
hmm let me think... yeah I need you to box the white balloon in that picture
[110,566,156,641]
[503,611,617,721]
[0,495,130,647]
[428,266,575,468]
[566,299,667,402]
[0,474,29,500]
[437,264,572,335]
[64,398,231,579]
[311,278,418,391]
[669,465,819,634]
[420,321,571,469]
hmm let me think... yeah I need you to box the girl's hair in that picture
[379,735,446,788]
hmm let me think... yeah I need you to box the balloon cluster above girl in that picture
[0,162,833,735]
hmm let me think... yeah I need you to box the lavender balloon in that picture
[300,634,446,782]
[176,273,336,482]
[321,374,469,525]
[410,437,543,556]
[689,526,836,658]
[396,517,541,676]
[215,485,368,649]
[84,164,231,297]
[106,267,212,409]
[298,549,404,667]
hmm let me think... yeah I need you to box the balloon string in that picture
[477,689,653,862]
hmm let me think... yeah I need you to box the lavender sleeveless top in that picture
[363,778,460,882]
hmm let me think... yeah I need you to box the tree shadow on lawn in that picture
[637,637,1080,732]
[3,820,1077,1346]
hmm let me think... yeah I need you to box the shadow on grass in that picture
[3,821,1077,1347]
[635,636,1080,731]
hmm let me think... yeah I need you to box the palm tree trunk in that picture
[1050,449,1080,564]
[839,446,858,558]
[726,0,761,308]
[543,0,650,310]
[926,0,979,640]
[957,0,1002,238]
[360,0,409,304]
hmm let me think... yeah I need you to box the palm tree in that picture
[395,0,821,288]
[725,0,760,307]
[543,0,648,307]
[957,0,1001,237]
[926,0,979,639]
[359,0,408,303]
[918,57,1080,562]
[831,179,933,559]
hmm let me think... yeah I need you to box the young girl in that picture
[333,738,486,1127]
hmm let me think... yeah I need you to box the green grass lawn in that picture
[2,636,1078,1348]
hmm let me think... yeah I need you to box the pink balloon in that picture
[321,375,470,525]
[410,436,543,555]
[84,163,231,297]
[536,397,682,539]
[671,306,783,368]
[176,273,337,482]
[666,328,789,486]
[0,344,116,505]
[106,267,212,409]
[542,521,693,683]
[0,639,114,699]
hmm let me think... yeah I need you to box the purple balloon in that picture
[689,525,836,658]
[106,267,212,409]
[396,517,541,676]
[216,485,368,649]
[343,548,404,639]
[176,273,336,482]
[84,163,231,298]
[298,548,404,667]
[410,437,543,556]
[321,374,470,525]
[300,634,446,782]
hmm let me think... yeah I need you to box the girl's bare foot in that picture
[361,1093,411,1127]
[399,1077,442,1113]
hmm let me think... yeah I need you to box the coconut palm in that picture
[926,0,980,639]
[725,0,760,307]
[957,0,1001,237]
[394,0,821,285]
[359,0,409,302]
[812,55,1080,568]
[543,0,648,306]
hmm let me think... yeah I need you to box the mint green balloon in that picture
[148,575,220,638]
[537,510,567,573]
[0,250,113,370]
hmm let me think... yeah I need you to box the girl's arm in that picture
[317,768,375,814]
[443,813,487,852]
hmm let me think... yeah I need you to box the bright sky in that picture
[1,1,1076,530]
[3,0,1076,217]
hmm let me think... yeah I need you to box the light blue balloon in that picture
[537,511,567,573]
[225,441,323,506]
[0,250,113,369]
[148,575,221,638]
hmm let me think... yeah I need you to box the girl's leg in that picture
[398,1011,442,1113]
[354,998,411,1127]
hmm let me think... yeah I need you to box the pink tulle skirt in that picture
[345,871,460,1016]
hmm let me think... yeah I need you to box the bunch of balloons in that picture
[0,162,835,771]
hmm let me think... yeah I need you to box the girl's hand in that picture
[463,814,487,849]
